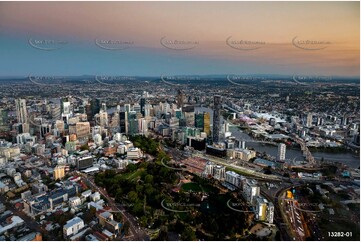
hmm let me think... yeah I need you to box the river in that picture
[195,107,360,168]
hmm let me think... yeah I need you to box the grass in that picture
[181,182,203,192]
[118,168,145,181]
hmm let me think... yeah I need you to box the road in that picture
[193,152,281,181]
[0,196,47,237]
[75,172,149,241]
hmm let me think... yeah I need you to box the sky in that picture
[0,1,359,77]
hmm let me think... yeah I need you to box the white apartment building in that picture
[63,217,84,238]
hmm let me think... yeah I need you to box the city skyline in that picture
[0,1,359,241]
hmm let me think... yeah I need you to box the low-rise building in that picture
[229,148,256,161]
[126,148,143,160]
[97,211,121,234]
[63,217,84,238]
[69,197,82,208]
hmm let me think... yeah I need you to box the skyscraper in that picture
[76,122,91,142]
[99,110,108,127]
[124,104,131,113]
[306,113,313,127]
[128,111,138,135]
[277,143,286,161]
[203,112,211,136]
[195,113,204,130]
[184,111,195,127]
[90,98,101,118]
[140,98,146,117]
[176,89,185,109]
[0,109,9,132]
[61,97,71,115]
[213,95,221,143]
[119,111,128,134]
[15,99,28,124]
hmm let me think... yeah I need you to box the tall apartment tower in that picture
[306,113,313,127]
[15,99,28,124]
[213,95,222,143]
[277,143,286,161]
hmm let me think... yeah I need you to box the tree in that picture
[144,174,153,184]
[115,188,123,200]
[132,202,144,216]
[136,184,144,193]
[127,164,138,172]
[128,191,138,203]
[181,225,196,241]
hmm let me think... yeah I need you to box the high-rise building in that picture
[76,122,90,141]
[133,104,141,114]
[144,104,151,117]
[254,196,274,224]
[184,111,195,127]
[195,113,204,130]
[128,111,138,135]
[225,171,243,188]
[213,165,226,180]
[140,98,146,117]
[119,111,128,134]
[255,196,267,221]
[138,118,148,135]
[176,89,185,109]
[55,120,65,134]
[53,165,66,180]
[169,117,179,128]
[110,112,120,127]
[203,112,211,136]
[101,103,107,112]
[15,99,28,124]
[50,104,61,120]
[0,109,9,132]
[99,110,108,127]
[306,113,313,127]
[124,104,131,113]
[62,101,71,115]
[277,143,286,161]
[243,179,260,204]
[213,95,221,143]
[90,98,101,118]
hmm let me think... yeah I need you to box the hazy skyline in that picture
[0,1,359,77]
